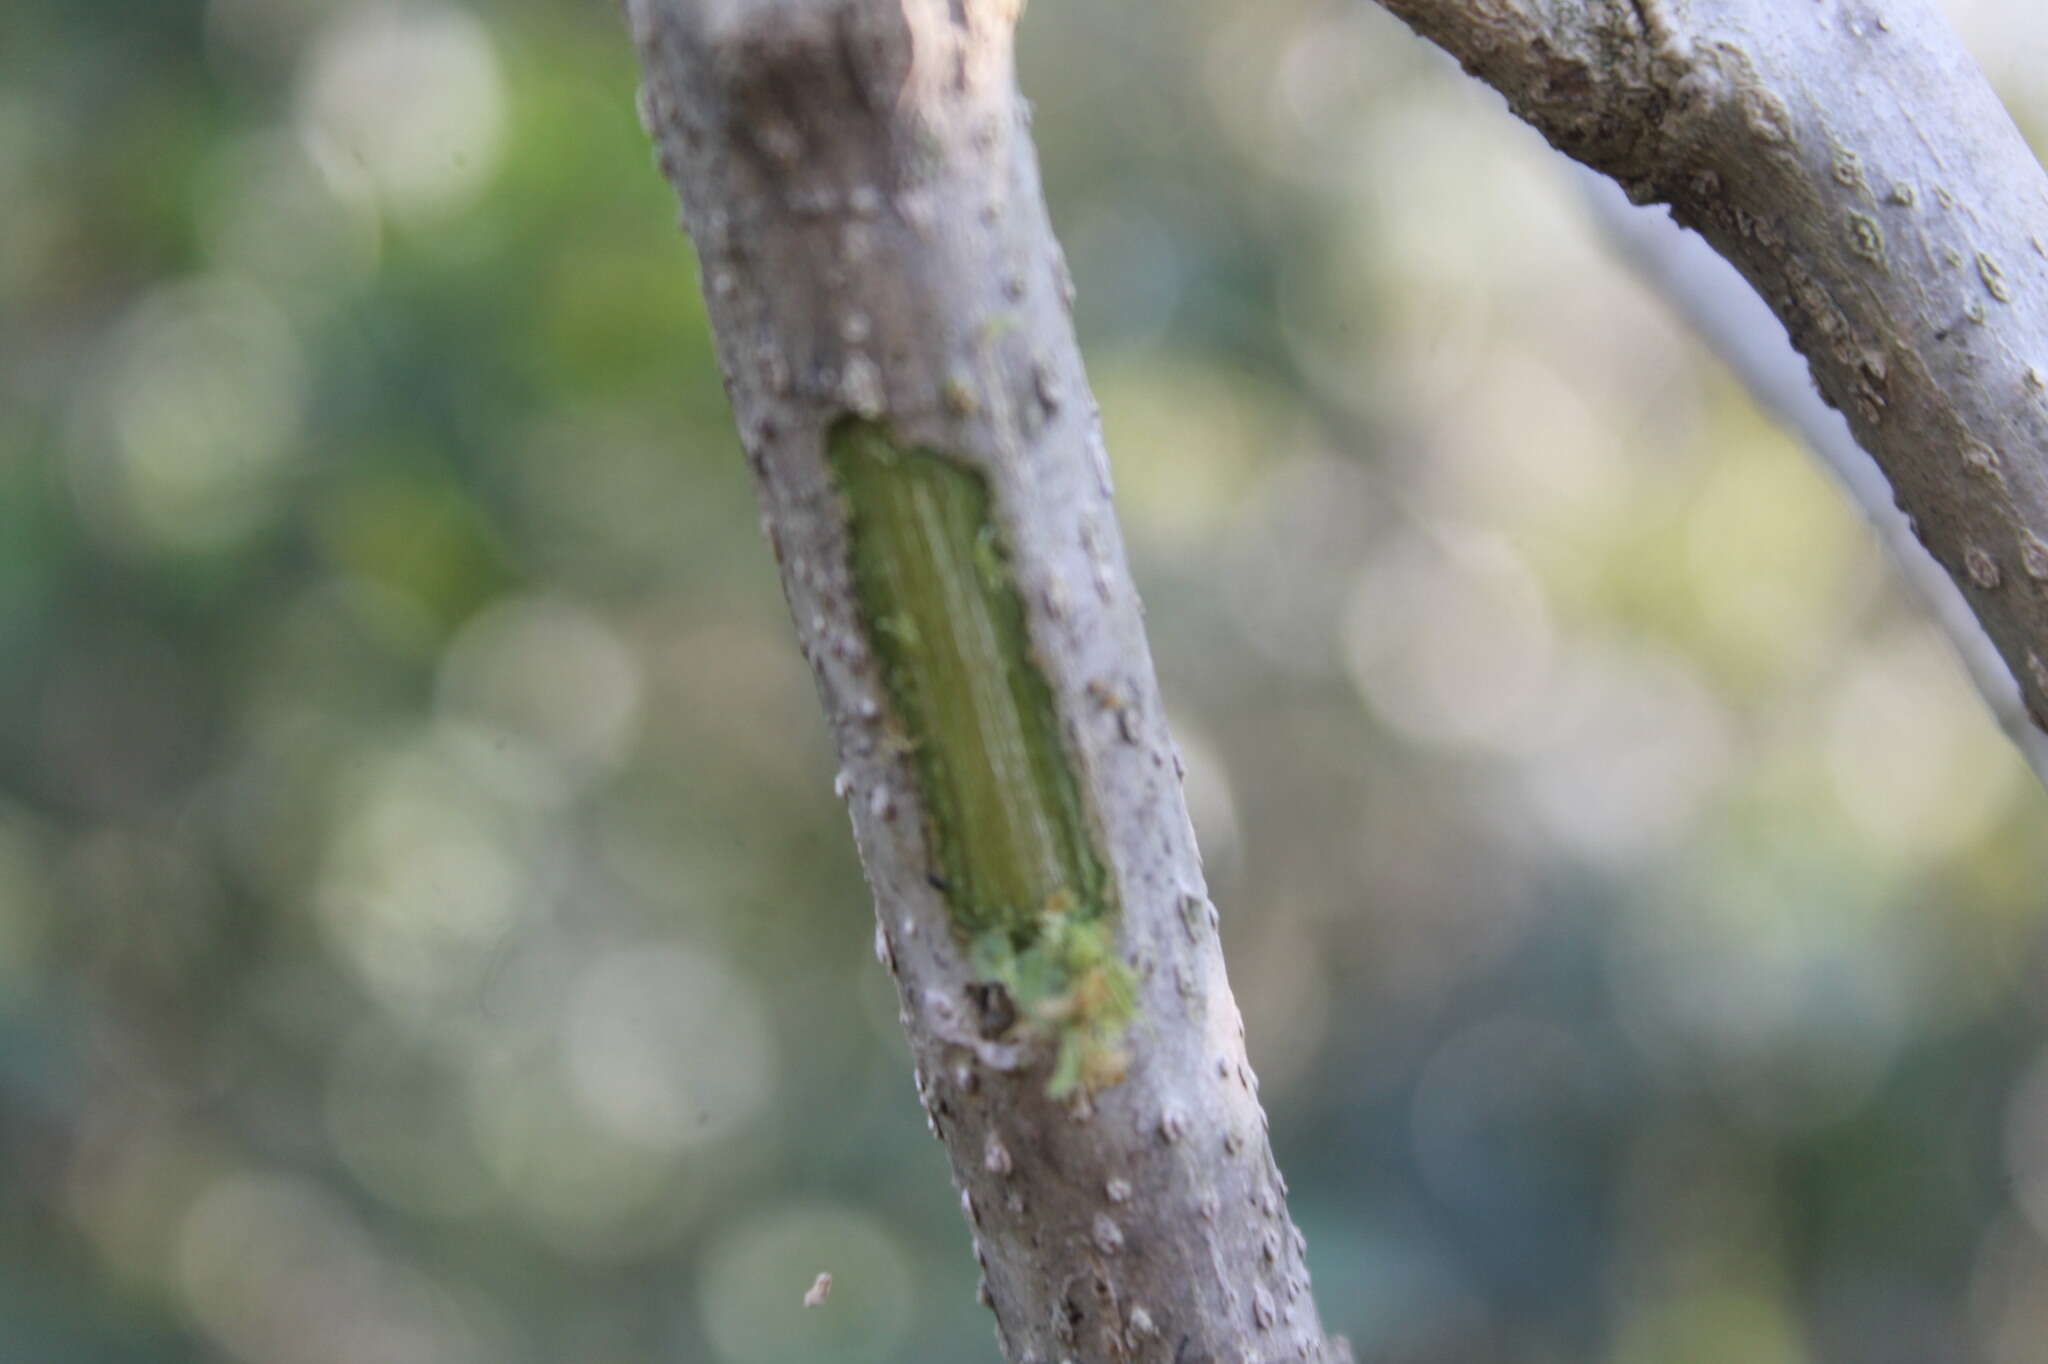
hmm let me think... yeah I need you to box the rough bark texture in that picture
[1579,167,2048,788]
[623,1,1349,1360]
[1374,0,2048,738]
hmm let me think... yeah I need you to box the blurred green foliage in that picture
[3,0,2048,1361]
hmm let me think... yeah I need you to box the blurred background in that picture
[3,0,2047,1359]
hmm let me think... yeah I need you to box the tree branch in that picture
[1373,0,2048,738]
[623,0,1349,1358]
[1579,166,2048,787]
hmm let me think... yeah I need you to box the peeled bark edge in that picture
[623,0,1350,1359]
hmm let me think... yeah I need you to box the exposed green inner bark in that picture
[830,418,1132,1094]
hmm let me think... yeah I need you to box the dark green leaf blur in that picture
[3,0,2046,1360]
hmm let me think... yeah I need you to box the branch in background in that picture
[1579,167,2048,788]
[1372,0,2048,742]
[623,0,1349,1358]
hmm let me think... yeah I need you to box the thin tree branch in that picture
[623,0,1349,1358]
[1372,0,2048,740]
[1579,166,2048,787]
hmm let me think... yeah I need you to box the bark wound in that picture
[831,418,1134,1095]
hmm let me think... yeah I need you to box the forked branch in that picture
[1376,0,2048,752]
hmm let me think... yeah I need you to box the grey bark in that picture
[623,1,1349,1360]
[1371,0,2048,742]
[1578,167,2048,788]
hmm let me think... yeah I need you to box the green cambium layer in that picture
[829,418,1134,1095]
